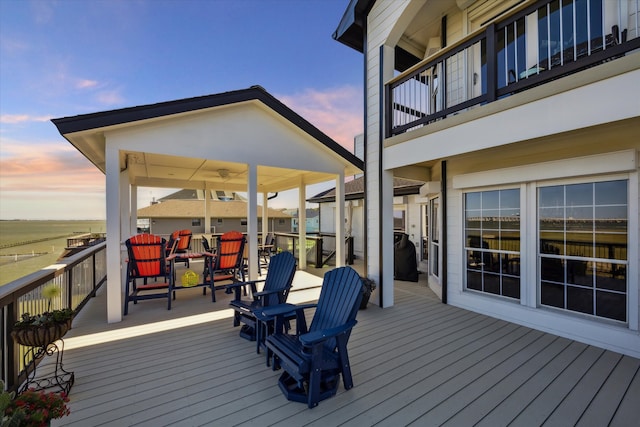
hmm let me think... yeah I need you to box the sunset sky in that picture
[0,0,363,220]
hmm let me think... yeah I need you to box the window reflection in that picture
[538,179,627,322]
[465,189,520,300]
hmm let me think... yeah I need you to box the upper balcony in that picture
[385,0,640,138]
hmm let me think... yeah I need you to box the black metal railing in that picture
[386,0,640,137]
[273,233,355,267]
[1,242,107,391]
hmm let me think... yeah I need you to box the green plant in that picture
[5,388,70,427]
[13,284,74,330]
[1,381,24,427]
[13,308,74,330]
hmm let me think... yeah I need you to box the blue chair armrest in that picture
[254,287,286,297]
[226,279,264,290]
[260,303,311,318]
[299,319,357,346]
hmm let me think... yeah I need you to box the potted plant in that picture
[360,277,376,310]
[4,387,70,427]
[1,380,24,427]
[10,285,74,348]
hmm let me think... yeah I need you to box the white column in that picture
[120,171,130,242]
[262,191,269,240]
[381,168,395,307]
[105,146,123,323]
[247,164,259,280]
[204,185,211,234]
[298,180,307,270]
[380,46,395,307]
[335,173,345,267]
[130,185,137,235]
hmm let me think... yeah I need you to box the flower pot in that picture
[360,292,371,309]
[11,320,72,347]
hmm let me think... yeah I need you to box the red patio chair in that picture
[201,231,245,302]
[124,233,174,315]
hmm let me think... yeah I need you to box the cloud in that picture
[0,114,52,124]
[76,79,99,89]
[30,0,55,24]
[278,85,363,152]
[96,89,125,106]
[0,139,104,193]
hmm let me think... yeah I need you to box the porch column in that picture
[298,179,307,270]
[105,145,123,323]
[120,174,130,242]
[130,185,137,235]
[247,163,259,280]
[262,191,269,239]
[335,173,345,267]
[381,169,395,307]
[204,185,211,234]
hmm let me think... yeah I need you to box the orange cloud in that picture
[278,86,363,152]
[0,140,104,193]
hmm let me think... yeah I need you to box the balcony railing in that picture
[386,0,640,137]
[1,242,107,391]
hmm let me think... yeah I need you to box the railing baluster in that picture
[386,0,637,137]
[1,243,107,391]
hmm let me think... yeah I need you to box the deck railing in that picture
[274,232,355,267]
[1,242,107,391]
[386,0,640,137]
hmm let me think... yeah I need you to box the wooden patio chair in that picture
[226,251,296,345]
[263,266,363,408]
[124,233,174,315]
[168,229,192,267]
[201,231,245,302]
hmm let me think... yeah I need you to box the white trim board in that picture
[452,149,637,189]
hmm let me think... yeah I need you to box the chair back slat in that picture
[215,231,245,270]
[262,251,296,306]
[175,229,192,251]
[310,267,363,350]
[127,234,167,279]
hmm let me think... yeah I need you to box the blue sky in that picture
[0,0,363,220]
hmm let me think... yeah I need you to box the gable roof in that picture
[308,176,424,203]
[137,199,291,219]
[52,85,363,174]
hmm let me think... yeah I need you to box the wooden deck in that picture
[49,261,639,426]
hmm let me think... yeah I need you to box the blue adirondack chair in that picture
[263,266,363,408]
[226,251,296,346]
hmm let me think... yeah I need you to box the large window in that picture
[465,189,521,299]
[539,180,628,322]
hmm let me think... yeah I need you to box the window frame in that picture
[457,170,635,328]
[535,174,630,324]
[462,185,523,301]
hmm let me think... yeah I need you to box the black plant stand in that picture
[19,339,74,395]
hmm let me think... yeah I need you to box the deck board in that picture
[47,265,640,427]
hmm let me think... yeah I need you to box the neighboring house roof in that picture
[137,200,291,219]
[308,176,425,203]
[159,189,246,202]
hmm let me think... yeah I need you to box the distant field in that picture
[0,220,105,286]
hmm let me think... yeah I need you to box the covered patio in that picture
[52,261,639,426]
[52,86,363,323]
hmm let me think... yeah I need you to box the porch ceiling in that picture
[124,151,340,193]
